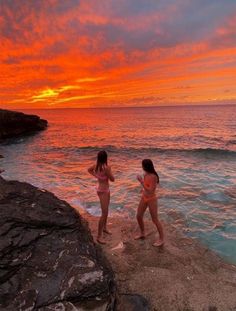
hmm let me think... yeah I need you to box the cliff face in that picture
[0,177,116,310]
[0,109,47,140]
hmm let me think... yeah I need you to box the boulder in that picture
[0,177,116,310]
[0,109,47,140]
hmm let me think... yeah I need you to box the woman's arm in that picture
[105,166,115,182]
[88,165,96,177]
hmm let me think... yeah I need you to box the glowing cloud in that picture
[32,89,59,100]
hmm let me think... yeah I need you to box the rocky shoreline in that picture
[1,175,236,311]
[0,109,117,310]
[82,211,236,311]
[0,176,116,310]
[0,109,47,141]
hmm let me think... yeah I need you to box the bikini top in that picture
[95,170,108,181]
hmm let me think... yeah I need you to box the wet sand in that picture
[75,207,236,311]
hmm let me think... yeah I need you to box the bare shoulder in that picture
[105,165,115,181]
[145,173,157,183]
[105,165,111,175]
[105,165,112,172]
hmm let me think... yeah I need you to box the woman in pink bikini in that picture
[88,150,115,244]
[136,159,164,246]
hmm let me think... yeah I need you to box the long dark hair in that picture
[95,150,108,172]
[142,159,159,183]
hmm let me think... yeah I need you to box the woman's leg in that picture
[103,191,112,234]
[135,197,148,239]
[148,199,164,246]
[97,192,110,244]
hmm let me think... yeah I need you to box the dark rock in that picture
[0,109,47,140]
[0,177,116,310]
[118,294,150,311]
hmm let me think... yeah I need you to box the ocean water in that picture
[1,105,236,263]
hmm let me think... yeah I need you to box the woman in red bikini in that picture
[88,150,115,244]
[136,159,164,246]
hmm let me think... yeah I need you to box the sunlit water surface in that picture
[1,105,236,263]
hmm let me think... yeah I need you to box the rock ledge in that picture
[0,177,116,310]
[0,109,47,140]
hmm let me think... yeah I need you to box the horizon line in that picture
[5,102,236,110]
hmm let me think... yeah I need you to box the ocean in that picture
[1,105,236,263]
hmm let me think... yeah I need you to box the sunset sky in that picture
[1,0,236,109]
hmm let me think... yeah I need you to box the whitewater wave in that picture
[44,145,236,156]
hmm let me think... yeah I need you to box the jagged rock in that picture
[0,177,116,310]
[0,109,47,140]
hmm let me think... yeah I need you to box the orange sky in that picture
[1,0,236,109]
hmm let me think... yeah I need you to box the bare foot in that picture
[153,239,164,247]
[96,237,106,244]
[103,228,112,235]
[134,232,146,240]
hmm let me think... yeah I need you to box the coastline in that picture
[76,207,236,311]
[1,174,236,310]
[1,108,236,310]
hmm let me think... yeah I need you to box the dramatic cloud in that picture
[0,0,236,108]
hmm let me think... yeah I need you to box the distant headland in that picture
[0,109,47,141]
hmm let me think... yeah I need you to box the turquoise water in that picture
[0,105,236,263]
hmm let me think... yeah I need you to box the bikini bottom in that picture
[142,194,157,203]
[97,186,110,194]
